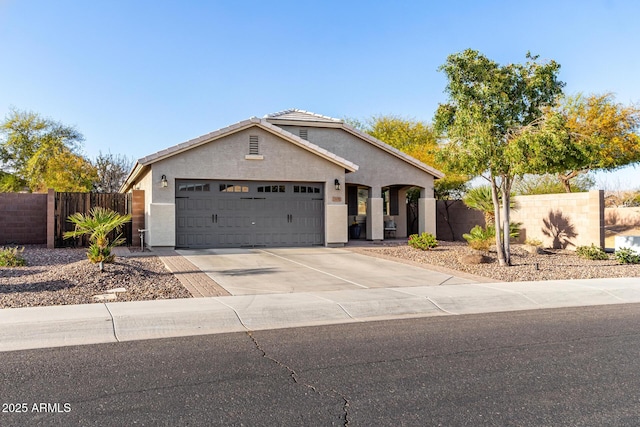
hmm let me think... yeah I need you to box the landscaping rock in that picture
[522,244,545,254]
[459,252,491,264]
[0,246,192,309]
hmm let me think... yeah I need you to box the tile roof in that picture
[264,109,343,123]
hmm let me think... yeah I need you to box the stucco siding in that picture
[150,127,345,205]
[278,125,435,196]
[133,126,350,247]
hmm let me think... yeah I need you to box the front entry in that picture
[175,180,324,248]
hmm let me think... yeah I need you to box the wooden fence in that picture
[54,192,133,247]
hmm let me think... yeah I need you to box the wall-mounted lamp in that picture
[334,179,341,191]
[161,174,168,188]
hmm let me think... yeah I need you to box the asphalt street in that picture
[2,303,640,426]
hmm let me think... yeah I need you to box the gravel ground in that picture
[2,242,639,309]
[354,241,640,282]
[0,246,191,309]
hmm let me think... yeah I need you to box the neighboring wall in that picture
[0,193,47,245]
[436,190,605,249]
[605,207,640,229]
[436,200,484,241]
[511,191,604,249]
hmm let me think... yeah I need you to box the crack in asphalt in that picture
[295,330,640,377]
[247,331,351,426]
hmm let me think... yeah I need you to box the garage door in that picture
[176,180,324,248]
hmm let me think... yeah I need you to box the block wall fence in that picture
[0,190,145,248]
[0,189,614,249]
[436,190,605,249]
[0,193,48,245]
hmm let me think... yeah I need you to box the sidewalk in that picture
[1,275,639,352]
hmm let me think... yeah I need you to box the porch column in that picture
[418,186,436,235]
[418,188,436,236]
[367,187,384,240]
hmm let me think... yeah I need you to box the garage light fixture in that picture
[334,179,341,191]
[161,174,168,188]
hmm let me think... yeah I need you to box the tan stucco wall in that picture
[150,127,345,203]
[135,126,348,247]
[277,126,435,195]
[419,198,437,236]
[326,204,348,244]
[278,125,437,240]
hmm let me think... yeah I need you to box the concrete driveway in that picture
[176,247,476,295]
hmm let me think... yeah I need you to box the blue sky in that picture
[1,0,638,189]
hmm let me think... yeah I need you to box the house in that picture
[120,110,444,248]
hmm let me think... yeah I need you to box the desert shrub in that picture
[525,237,543,247]
[462,225,493,251]
[0,246,26,267]
[408,232,438,250]
[615,247,640,264]
[575,244,609,260]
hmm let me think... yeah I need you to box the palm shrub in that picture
[463,185,517,225]
[63,207,132,272]
[463,223,521,252]
[462,225,494,251]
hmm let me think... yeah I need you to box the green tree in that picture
[356,115,470,198]
[435,49,565,266]
[514,173,594,195]
[63,207,131,272]
[537,93,640,192]
[0,108,95,192]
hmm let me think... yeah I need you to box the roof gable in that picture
[135,117,357,172]
[265,109,444,179]
[121,117,358,191]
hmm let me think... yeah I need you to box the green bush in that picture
[0,246,26,267]
[575,244,609,260]
[615,247,640,264]
[408,232,438,250]
[462,225,493,251]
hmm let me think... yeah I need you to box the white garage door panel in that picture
[176,180,324,248]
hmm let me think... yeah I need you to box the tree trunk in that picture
[490,178,507,266]
[558,171,580,193]
[443,201,456,241]
[501,184,511,266]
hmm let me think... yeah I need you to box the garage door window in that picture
[294,185,320,194]
[220,184,249,193]
[258,185,286,193]
[178,183,210,192]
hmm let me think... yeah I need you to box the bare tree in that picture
[93,151,134,193]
